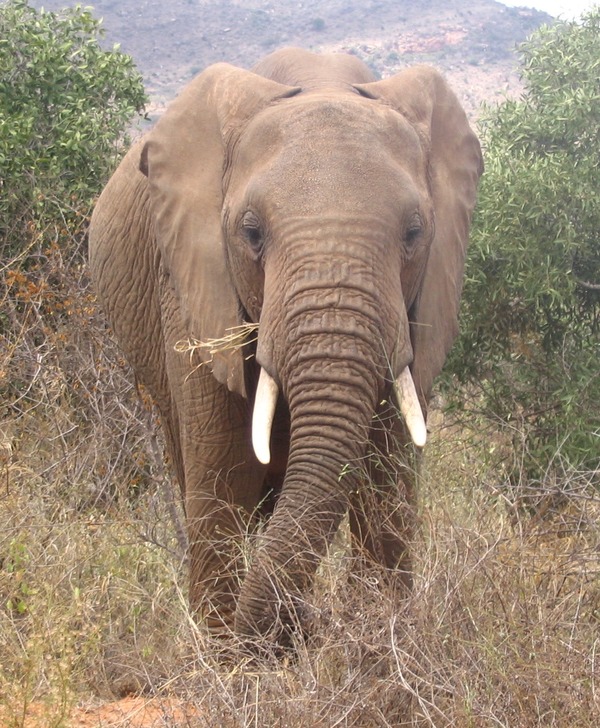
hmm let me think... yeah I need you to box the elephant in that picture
[89,47,482,643]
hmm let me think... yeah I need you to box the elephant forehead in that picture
[239,94,423,167]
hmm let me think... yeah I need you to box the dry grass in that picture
[1,241,599,726]
[174,324,259,360]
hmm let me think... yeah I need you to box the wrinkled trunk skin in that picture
[234,228,401,640]
[235,352,379,640]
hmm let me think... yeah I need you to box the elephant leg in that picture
[349,475,415,591]
[156,280,266,630]
[178,371,266,632]
[349,407,419,592]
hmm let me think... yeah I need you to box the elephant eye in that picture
[405,214,423,248]
[241,211,264,255]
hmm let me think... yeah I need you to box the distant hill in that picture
[32,0,552,117]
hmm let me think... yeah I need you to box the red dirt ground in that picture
[1,697,200,727]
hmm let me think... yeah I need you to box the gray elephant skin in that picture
[89,47,483,642]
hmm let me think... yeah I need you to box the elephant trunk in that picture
[235,323,382,639]
[234,225,423,639]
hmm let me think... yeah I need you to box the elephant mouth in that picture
[252,365,426,465]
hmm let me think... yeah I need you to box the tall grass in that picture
[1,233,598,726]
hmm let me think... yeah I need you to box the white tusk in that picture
[393,367,427,448]
[252,368,279,465]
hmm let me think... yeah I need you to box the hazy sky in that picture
[501,0,598,19]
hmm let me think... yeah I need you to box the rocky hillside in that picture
[34,0,553,116]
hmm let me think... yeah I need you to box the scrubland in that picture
[1,259,598,725]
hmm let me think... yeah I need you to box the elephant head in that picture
[90,48,482,643]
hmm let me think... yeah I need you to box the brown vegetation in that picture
[2,333,599,725]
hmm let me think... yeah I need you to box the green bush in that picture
[447,9,600,483]
[0,0,146,258]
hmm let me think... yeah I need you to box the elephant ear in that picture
[356,67,483,401]
[141,64,299,398]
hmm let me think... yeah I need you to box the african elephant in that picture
[89,47,482,642]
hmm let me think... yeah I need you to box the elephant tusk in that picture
[252,368,279,465]
[393,367,427,448]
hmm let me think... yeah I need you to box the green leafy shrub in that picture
[447,9,600,483]
[0,0,146,257]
